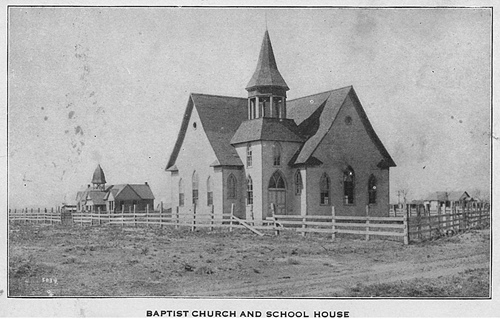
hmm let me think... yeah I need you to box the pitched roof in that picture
[447,191,470,201]
[246,30,289,91]
[426,191,448,201]
[104,184,155,201]
[230,118,305,145]
[166,93,247,170]
[129,184,155,200]
[85,190,107,205]
[287,86,396,167]
[92,164,106,184]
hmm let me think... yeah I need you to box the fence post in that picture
[175,206,179,230]
[426,205,432,239]
[403,205,409,245]
[210,205,214,232]
[331,206,336,240]
[230,203,234,232]
[301,214,306,238]
[478,203,482,226]
[271,203,279,236]
[465,202,469,230]
[133,205,137,227]
[24,208,27,224]
[146,204,149,228]
[160,202,164,228]
[98,207,101,226]
[191,203,196,232]
[37,208,40,224]
[121,205,125,227]
[365,205,370,241]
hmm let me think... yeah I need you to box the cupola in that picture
[92,164,106,190]
[246,30,289,120]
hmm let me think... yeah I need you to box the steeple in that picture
[246,30,289,92]
[92,164,106,190]
[246,30,289,120]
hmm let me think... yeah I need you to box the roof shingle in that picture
[230,118,304,145]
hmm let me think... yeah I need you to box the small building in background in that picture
[105,183,155,212]
[76,165,155,212]
[423,191,472,210]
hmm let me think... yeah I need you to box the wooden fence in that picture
[9,202,489,245]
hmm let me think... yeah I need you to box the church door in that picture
[268,171,286,217]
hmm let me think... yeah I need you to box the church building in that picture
[165,30,396,221]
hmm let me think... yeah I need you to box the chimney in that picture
[87,184,90,188]
[145,182,148,186]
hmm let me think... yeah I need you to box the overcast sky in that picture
[8,7,491,208]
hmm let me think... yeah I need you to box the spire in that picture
[246,30,289,91]
[92,164,106,185]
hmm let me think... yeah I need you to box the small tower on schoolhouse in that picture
[92,164,106,191]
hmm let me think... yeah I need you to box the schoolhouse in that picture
[76,164,155,213]
[166,30,395,221]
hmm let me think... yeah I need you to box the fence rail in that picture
[9,202,489,245]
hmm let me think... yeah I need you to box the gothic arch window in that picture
[320,173,330,205]
[246,143,253,167]
[206,176,213,206]
[368,175,377,204]
[192,171,199,205]
[272,142,282,166]
[268,170,286,190]
[178,178,185,207]
[227,174,237,199]
[294,170,303,196]
[246,175,253,205]
[343,166,355,205]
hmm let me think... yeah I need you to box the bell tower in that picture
[245,30,289,120]
[92,164,106,191]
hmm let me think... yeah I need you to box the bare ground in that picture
[8,223,490,297]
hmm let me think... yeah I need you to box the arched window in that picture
[227,174,237,199]
[178,178,185,207]
[246,175,253,205]
[246,143,252,167]
[368,175,377,204]
[206,176,213,206]
[343,166,355,204]
[192,171,199,205]
[320,173,330,205]
[268,170,286,189]
[272,142,281,166]
[294,170,303,195]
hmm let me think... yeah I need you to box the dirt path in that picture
[8,224,490,297]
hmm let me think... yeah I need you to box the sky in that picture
[7,7,492,208]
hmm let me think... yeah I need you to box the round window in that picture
[193,122,197,129]
[345,116,352,125]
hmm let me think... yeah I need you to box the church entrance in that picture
[268,170,286,217]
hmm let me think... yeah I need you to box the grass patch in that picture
[340,268,489,297]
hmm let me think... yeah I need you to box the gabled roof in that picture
[230,118,305,145]
[425,191,448,201]
[85,190,107,205]
[166,93,247,170]
[130,184,155,200]
[104,184,155,201]
[448,191,470,201]
[287,86,396,167]
[246,30,289,91]
[92,164,106,184]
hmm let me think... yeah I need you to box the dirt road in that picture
[8,224,490,297]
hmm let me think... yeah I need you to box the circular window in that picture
[345,116,352,125]
[193,122,197,129]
